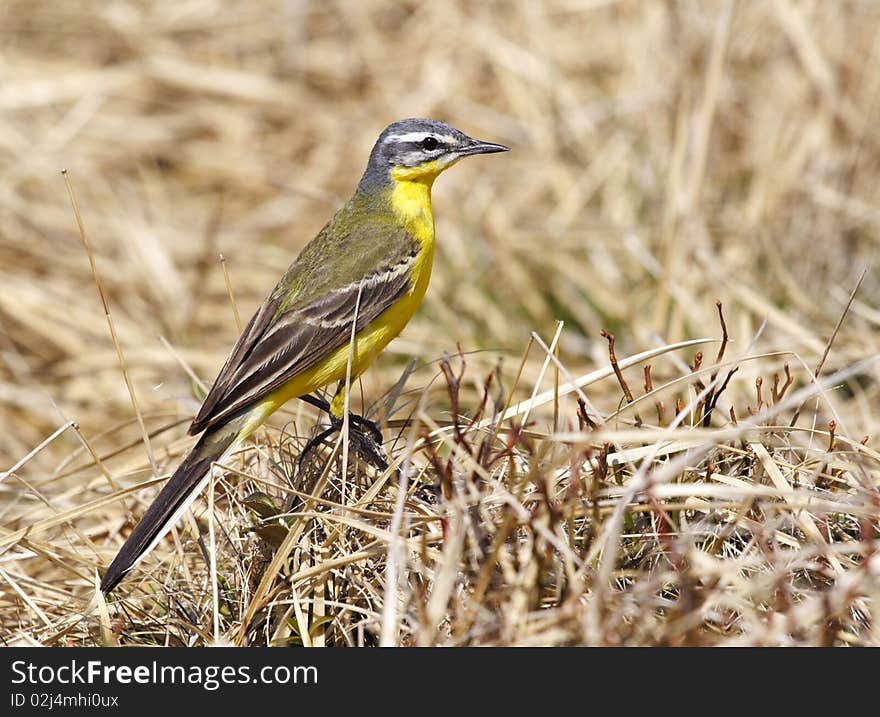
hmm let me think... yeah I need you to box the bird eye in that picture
[422,136,438,150]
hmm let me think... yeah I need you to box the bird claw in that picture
[298,412,388,471]
[346,412,384,447]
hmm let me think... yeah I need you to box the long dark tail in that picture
[100,419,242,593]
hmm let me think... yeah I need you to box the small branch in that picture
[63,170,158,476]
[439,351,470,452]
[600,330,634,403]
[219,253,243,333]
[701,300,731,428]
[714,300,729,364]
[576,397,597,431]
[778,363,793,401]
[691,352,706,421]
[790,269,865,427]
[655,400,667,426]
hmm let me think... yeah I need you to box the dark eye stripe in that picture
[396,140,441,153]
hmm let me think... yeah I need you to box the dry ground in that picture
[2,0,880,646]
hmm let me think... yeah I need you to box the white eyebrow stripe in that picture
[386,132,458,145]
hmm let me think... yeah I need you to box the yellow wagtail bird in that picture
[101,118,508,592]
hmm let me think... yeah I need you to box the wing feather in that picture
[188,248,416,435]
[187,289,285,435]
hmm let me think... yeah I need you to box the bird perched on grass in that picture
[101,118,508,592]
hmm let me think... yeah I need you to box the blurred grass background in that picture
[4,0,879,460]
[3,0,880,645]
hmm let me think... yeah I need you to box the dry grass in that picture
[3,0,880,646]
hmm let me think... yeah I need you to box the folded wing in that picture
[189,238,418,435]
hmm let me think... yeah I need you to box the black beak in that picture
[459,139,511,156]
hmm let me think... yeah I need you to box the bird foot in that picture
[298,412,388,471]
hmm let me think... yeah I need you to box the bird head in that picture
[360,118,509,188]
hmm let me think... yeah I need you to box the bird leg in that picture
[298,390,388,470]
[299,393,383,445]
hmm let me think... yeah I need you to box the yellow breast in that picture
[253,175,436,421]
[366,172,436,357]
[332,174,435,380]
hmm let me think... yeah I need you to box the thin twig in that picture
[62,170,158,476]
[790,269,865,427]
[219,253,243,333]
